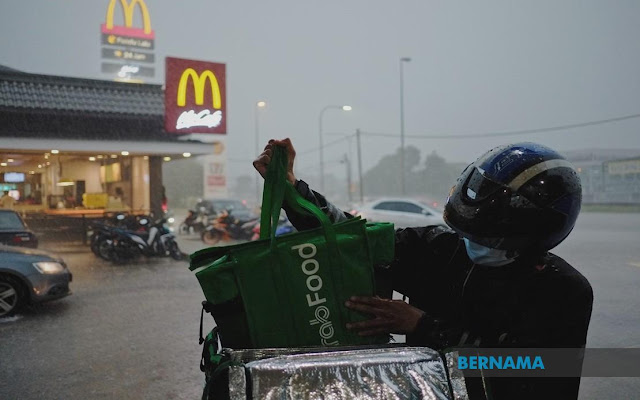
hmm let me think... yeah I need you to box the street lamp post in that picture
[326,132,355,203]
[318,105,351,193]
[399,57,411,195]
[255,101,266,204]
[356,129,364,203]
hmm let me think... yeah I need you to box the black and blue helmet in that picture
[443,142,582,253]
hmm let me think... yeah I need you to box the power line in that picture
[361,112,640,140]
[297,135,352,155]
[297,156,345,172]
[231,135,351,164]
[229,112,640,172]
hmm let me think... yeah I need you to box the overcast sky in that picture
[1,0,639,182]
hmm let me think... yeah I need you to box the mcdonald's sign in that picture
[101,0,155,40]
[165,57,227,134]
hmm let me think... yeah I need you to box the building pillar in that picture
[131,156,150,212]
[149,156,164,218]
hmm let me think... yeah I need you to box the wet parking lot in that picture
[1,212,640,399]
[0,242,210,400]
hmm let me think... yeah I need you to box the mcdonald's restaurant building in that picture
[0,65,216,220]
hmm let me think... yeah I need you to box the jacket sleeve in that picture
[282,180,351,230]
[391,225,462,301]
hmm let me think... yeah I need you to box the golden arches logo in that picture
[105,0,152,35]
[177,68,222,109]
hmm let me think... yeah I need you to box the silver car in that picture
[0,244,72,318]
[355,198,446,229]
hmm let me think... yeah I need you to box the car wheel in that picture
[0,275,26,318]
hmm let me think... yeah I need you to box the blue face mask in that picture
[463,238,517,267]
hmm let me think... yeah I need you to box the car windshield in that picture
[0,212,26,230]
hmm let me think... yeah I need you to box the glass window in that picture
[373,201,398,211]
[373,201,424,214]
[0,211,27,230]
[396,202,424,214]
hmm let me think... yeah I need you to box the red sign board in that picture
[164,57,227,134]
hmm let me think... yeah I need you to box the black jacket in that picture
[284,180,594,400]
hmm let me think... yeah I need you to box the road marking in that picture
[628,262,640,268]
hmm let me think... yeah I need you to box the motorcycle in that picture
[89,214,152,261]
[109,217,183,263]
[201,210,258,245]
[89,222,120,260]
[178,209,208,235]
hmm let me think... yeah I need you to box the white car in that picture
[355,198,447,229]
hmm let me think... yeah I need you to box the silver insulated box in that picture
[226,346,469,400]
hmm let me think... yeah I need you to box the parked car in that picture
[0,209,38,248]
[0,245,72,317]
[195,198,256,220]
[354,198,446,229]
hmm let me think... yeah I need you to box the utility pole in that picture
[356,129,364,203]
[341,153,352,203]
[399,57,411,195]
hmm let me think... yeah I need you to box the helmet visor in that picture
[445,166,561,251]
[464,167,505,203]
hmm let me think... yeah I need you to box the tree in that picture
[419,151,463,201]
[361,147,465,201]
[362,146,421,196]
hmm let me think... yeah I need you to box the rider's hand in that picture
[345,296,425,336]
[253,138,297,185]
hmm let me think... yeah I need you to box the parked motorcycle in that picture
[109,217,183,263]
[89,222,116,260]
[89,214,152,261]
[201,210,258,245]
[178,209,208,235]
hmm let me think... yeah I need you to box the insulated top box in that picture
[225,346,469,400]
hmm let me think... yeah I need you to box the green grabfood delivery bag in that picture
[189,146,394,349]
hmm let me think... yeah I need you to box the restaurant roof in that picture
[0,66,189,143]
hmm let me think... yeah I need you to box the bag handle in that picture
[259,146,288,244]
[259,146,338,252]
[257,146,348,345]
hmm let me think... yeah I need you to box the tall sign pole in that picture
[356,129,364,203]
[100,0,156,82]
